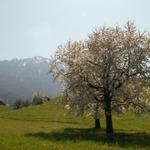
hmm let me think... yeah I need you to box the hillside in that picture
[0,98,149,150]
[0,56,61,103]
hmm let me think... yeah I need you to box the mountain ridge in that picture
[0,56,60,104]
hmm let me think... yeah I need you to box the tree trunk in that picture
[95,118,101,129]
[104,91,113,134]
[105,111,113,134]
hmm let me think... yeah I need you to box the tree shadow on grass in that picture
[26,128,150,148]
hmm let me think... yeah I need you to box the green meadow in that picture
[0,97,149,150]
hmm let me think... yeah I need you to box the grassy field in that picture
[0,97,150,150]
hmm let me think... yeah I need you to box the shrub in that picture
[23,99,31,107]
[13,98,31,109]
[32,91,50,105]
[13,98,24,109]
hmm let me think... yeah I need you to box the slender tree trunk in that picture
[94,98,101,129]
[95,118,101,129]
[104,91,113,134]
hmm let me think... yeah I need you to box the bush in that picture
[32,91,50,105]
[22,100,31,107]
[0,100,5,106]
[13,98,31,109]
[13,98,24,109]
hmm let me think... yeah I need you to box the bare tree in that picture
[49,22,150,134]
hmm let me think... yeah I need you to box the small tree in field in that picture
[13,98,31,109]
[32,91,50,105]
[49,22,150,134]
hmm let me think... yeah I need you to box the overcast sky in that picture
[0,0,150,60]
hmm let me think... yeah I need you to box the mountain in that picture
[0,56,61,104]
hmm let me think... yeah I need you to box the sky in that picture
[0,0,150,60]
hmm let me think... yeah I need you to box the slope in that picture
[0,97,149,150]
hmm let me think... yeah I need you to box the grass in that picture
[0,97,150,150]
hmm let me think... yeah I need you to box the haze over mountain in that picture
[0,56,60,104]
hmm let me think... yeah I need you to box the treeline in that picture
[0,91,50,109]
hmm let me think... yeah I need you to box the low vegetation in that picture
[12,91,50,109]
[32,91,50,105]
[0,97,149,150]
[13,98,31,109]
